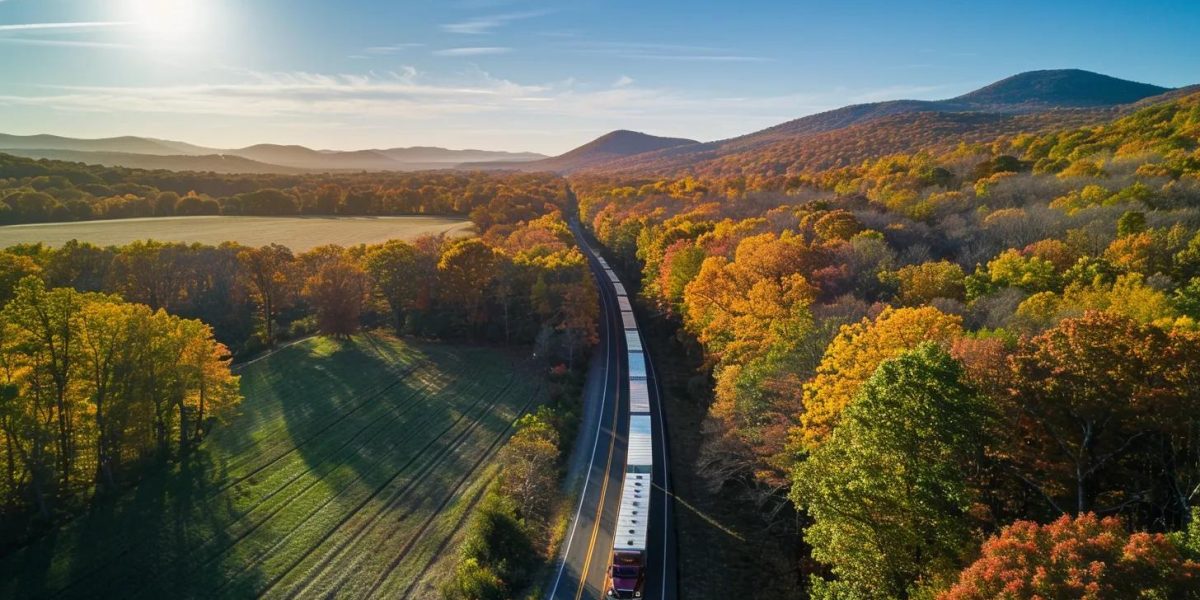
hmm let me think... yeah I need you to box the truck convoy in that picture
[598,256,654,599]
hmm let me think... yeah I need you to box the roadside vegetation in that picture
[577,91,1200,598]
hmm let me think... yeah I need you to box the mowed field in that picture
[0,333,543,599]
[0,215,474,251]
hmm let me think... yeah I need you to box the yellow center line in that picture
[576,307,622,600]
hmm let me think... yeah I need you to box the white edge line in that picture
[549,237,613,597]
[642,328,670,599]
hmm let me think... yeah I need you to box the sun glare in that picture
[123,0,206,41]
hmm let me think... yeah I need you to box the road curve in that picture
[546,220,678,600]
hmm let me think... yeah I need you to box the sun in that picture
[123,0,205,40]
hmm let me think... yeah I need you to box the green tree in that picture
[364,240,427,333]
[237,244,297,346]
[792,343,989,599]
[1117,210,1147,237]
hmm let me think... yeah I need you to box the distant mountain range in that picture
[476,69,1190,177]
[2,69,1190,178]
[0,134,546,175]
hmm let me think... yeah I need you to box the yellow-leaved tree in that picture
[796,306,963,449]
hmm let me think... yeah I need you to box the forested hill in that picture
[575,87,1200,597]
[465,129,698,173]
[566,69,1186,178]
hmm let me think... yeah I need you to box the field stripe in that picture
[71,368,460,600]
[46,353,437,599]
[206,369,518,597]
[259,371,529,598]
[357,381,546,598]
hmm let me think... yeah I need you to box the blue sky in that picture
[0,0,1197,154]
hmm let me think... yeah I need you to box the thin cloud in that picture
[563,40,768,62]
[433,47,512,56]
[613,75,634,88]
[0,38,132,49]
[364,43,424,55]
[441,10,548,34]
[0,21,132,32]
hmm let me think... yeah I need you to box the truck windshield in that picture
[613,565,641,577]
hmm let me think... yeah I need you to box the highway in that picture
[546,220,678,600]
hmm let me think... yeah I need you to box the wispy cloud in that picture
[562,41,769,62]
[364,43,424,55]
[441,10,548,34]
[0,21,132,32]
[433,47,512,56]
[0,38,132,49]
[613,75,634,88]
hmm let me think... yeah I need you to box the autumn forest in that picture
[3,69,1200,599]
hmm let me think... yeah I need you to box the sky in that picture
[0,0,1197,155]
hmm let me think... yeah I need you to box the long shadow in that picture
[0,333,428,599]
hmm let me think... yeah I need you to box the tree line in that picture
[2,219,597,365]
[576,91,1200,597]
[0,155,564,226]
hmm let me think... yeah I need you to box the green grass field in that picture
[0,333,543,599]
[0,215,474,251]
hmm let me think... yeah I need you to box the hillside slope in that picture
[467,130,698,173]
[583,69,1179,177]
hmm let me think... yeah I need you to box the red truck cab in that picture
[605,549,645,598]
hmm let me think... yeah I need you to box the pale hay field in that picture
[0,215,474,251]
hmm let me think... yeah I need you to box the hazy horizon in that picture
[1,0,1197,154]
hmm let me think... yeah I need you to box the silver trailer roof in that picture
[624,329,643,352]
[628,351,647,379]
[605,269,620,283]
[613,471,650,552]
[597,257,609,268]
[613,282,627,297]
[621,310,637,330]
[617,296,633,312]
[628,415,653,467]
[630,379,650,414]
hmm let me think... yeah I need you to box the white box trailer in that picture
[614,471,650,551]
[598,256,609,268]
[628,415,653,469]
[629,379,650,414]
[613,282,628,297]
[606,269,620,284]
[628,351,647,379]
[617,296,633,312]
[621,310,637,330]
[624,329,643,352]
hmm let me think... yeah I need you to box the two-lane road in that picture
[547,221,677,600]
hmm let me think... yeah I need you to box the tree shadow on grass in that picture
[0,333,518,600]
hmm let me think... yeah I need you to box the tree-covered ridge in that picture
[0,154,564,226]
[577,90,1200,597]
